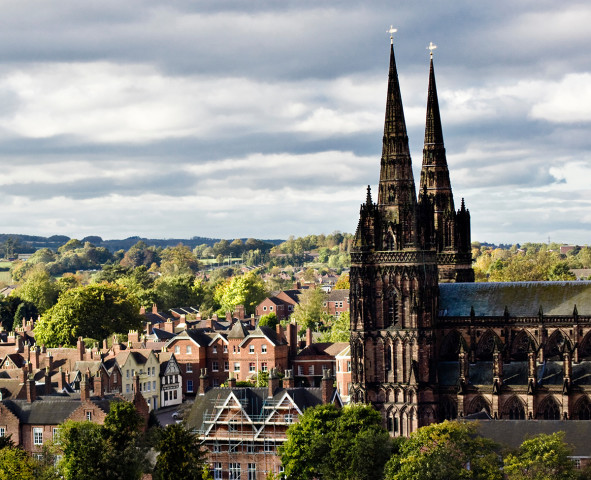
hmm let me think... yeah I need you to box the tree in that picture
[384,421,502,480]
[280,404,392,480]
[160,244,199,275]
[334,273,350,290]
[57,401,146,480]
[14,267,59,313]
[35,283,142,347]
[319,312,350,342]
[504,432,578,480]
[259,312,278,329]
[13,301,38,329]
[153,424,207,480]
[57,238,83,254]
[214,271,267,315]
[0,444,38,480]
[290,287,329,331]
[57,421,106,480]
[154,274,203,310]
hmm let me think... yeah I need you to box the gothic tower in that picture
[418,53,474,283]
[350,37,439,436]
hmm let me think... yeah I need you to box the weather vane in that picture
[387,25,397,44]
[427,42,437,58]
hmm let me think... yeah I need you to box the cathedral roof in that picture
[439,281,591,317]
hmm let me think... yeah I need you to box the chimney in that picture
[128,330,139,344]
[152,303,158,315]
[77,337,85,361]
[58,367,66,391]
[96,371,105,397]
[283,369,294,389]
[287,323,298,358]
[199,368,209,395]
[15,334,23,353]
[25,343,31,362]
[145,322,153,335]
[235,305,245,321]
[321,369,334,404]
[250,315,256,328]
[133,373,140,397]
[21,365,27,383]
[47,352,53,372]
[139,306,146,315]
[26,374,36,403]
[212,313,218,321]
[276,324,284,342]
[31,346,39,370]
[44,367,52,395]
[27,361,32,374]
[81,373,90,402]
[196,312,202,321]
[306,328,313,347]
[164,320,174,333]
[228,372,236,389]
[103,338,108,351]
[268,368,280,397]
[225,311,232,322]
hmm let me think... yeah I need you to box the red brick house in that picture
[186,368,342,480]
[324,289,350,316]
[0,373,148,456]
[292,340,348,388]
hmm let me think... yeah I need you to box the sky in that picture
[0,1,590,245]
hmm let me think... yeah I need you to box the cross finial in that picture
[387,25,397,45]
[427,41,437,58]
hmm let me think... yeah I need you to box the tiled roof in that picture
[327,289,349,302]
[439,281,591,317]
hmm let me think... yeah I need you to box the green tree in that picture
[319,312,350,342]
[154,274,203,310]
[120,241,160,268]
[0,444,38,480]
[259,312,278,329]
[153,424,207,480]
[57,421,106,480]
[334,273,350,290]
[57,238,83,255]
[160,244,199,275]
[13,301,38,329]
[290,287,329,331]
[35,283,142,347]
[280,404,392,480]
[384,421,502,480]
[214,271,267,315]
[504,431,578,480]
[14,267,59,313]
[57,402,146,480]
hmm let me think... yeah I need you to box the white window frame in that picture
[174,345,180,354]
[212,361,219,372]
[229,463,241,480]
[33,427,43,445]
[261,344,267,354]
[213,463,223,480]
[187,380,193,392]
[186,364,193,373]
[249,345,255,354]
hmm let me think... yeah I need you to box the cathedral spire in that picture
[377,35,418,248]
[424,54,445,147]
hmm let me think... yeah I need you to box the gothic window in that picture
[386,289,398,327]
[511,330,534,361]
[439,396,457,421]
[439,330,461,361]
[476,330,500,361]
[537,396,561,420]
[503,396,526,420]
[467,396,490,416]
[574,397,591,420]
[579,332,591,360]
[545,330,568,360]
[385,344,392,372]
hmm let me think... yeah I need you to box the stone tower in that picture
[349,38,439,436]
[419,53,474,283]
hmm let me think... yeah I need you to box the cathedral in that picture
[349,37,591,436]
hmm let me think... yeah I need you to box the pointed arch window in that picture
[575,398,591,420]
[439,396,457,421]
[503,397,526,420]
[537,397,560,420]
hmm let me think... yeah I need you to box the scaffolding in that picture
[196,390,295,479]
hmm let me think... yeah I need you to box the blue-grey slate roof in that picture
[439,281,591,317]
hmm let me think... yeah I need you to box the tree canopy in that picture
[152,423,207,480]
[280,404,392,480]
[214,271,267,315]
[35,283,142,347]
[384,421,502,480]
[290,287,329,332]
